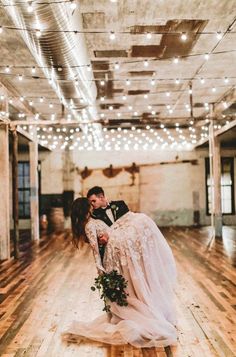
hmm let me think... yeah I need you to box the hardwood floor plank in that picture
[0,227,235,356]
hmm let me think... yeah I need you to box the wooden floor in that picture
[0,226,236,357]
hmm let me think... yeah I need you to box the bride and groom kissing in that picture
[66,186,177,348]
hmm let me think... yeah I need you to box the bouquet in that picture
[91,270,128,312]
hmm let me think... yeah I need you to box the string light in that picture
[126,79,131,86]
[100,80,105,86]
[181,32,187,41]
[204,53,210,60]
[173,57,179,64]
[18,74,23,81]
[31,66,36,74]
[200,78,205,84]
[109,32,116,40]
[5,66,10,73]
[114,62,120,70]
[36,29,42,38]
[0,26,3,34]
[70,1,77,10]
[216,32,223,40]
[151,78,155,85]
[144,60,149,67]
[27,2,33,13]
[146,32,152,39]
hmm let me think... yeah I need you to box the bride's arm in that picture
[85,222,105,273]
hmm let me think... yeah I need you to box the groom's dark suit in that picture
[92,200,129,260]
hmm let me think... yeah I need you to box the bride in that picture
[65,197,177,348]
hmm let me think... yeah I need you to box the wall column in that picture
[209,118,222,238]
[29,134,39,241]
[0,124,10,260]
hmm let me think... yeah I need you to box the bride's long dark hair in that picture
[71,197,91,248]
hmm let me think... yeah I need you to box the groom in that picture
[87,186,129,259]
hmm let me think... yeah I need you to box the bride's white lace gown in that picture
[67,212,177,348]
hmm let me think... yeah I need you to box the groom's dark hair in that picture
[87,186,105,198]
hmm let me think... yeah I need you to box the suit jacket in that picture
[91,200,129,261]
[91,200,129,227]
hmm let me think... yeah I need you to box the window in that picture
[18,162,30,219]
[205,157,235,215]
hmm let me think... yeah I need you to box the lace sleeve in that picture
[85,221,105,273]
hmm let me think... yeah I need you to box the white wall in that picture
[12,146,236,228]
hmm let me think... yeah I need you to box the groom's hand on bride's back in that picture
[98,233,109,245]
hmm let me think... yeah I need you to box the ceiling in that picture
[0,0,236,151]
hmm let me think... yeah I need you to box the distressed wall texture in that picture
[14,147,236,227]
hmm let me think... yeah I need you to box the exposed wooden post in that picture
[213,135,222,237]
[12,128,20,258]
[0,123,10,260]
[29,130,39,241]
[209,105,222,238]
[189,81,193,118]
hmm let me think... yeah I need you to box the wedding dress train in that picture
[65,212,177,348]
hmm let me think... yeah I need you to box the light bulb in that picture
[27,2,33,12]
[109,32,116,40]
[204,53,209,60]
[181,32,187,41]
[151,79,155,85]
[146,32,152,39]
[31,66,36,74]
[40,97,44,103]
[224,77,229,83]
[70,1,77,10]
[18,74,23,81]
[36,29,42,38]
[175,78,180,84]
[5,66,10,73]
[144,60,149,67]
[100,80,105,86]
[216,32,223,40]
[0,27,3,34]
[126,79,130,86]
[114,62,120,70]
[200,78,205,84]
[87,65,91,72]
